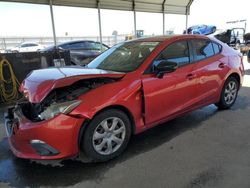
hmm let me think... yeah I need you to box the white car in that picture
[11,42,45,53]
[0,49,6,53]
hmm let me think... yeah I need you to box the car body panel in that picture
[20,67,125,103]
[70,76,146,133]
[4,35,244,160]
[142,63,196,126]
[6,106,85,159]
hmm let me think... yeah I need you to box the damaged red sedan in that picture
[4,35,244,162]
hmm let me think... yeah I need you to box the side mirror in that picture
[154,60,178,78]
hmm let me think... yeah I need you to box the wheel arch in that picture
[94,105,136,135]
[228,72,241,88]
[77,104,136,150]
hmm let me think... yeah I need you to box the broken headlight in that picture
[39,100,81,120]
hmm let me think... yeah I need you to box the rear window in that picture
[191,39,214,61]
[212,42,222,54]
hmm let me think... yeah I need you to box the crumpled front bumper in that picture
[4,105,85,160]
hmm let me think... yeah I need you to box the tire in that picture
[215,77,239,110]
[81,109,131,162]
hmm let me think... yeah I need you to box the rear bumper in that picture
[4,106,85,160]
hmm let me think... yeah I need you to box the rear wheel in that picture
[215,77,239,109]
[81,109,131,162]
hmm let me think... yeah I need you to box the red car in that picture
[4,35,244,162]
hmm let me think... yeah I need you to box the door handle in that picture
[219,63,225,68]
[186,73,196,80]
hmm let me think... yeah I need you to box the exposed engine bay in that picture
[19,77,116,122]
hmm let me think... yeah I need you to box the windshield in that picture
[87,41,160,72]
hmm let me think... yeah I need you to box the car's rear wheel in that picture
[81,109,131,162]
[215,77,239,109]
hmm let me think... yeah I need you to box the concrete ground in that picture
[0,57,250,188]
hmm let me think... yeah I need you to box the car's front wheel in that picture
[81,109,131,162]
[215,77,239,109]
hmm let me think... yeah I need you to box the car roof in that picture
[129,34,210,42]
[59,40,98,46]
[20,42,39,45]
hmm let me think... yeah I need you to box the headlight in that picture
[39,100,81,120]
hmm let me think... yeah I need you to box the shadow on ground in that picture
[0,94,249,188]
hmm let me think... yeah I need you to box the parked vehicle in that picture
[240,33,250,55]
[0,49,5,53]
[11,42,45,53]
[41,40,109,66]
[4,35,244,162]
[184,25,216,35]
[215,28,245,50]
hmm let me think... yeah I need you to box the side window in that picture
[155,41,190,67]
[60,44,69,49]
[87,42,101,50]
[87,42,108,51]
[192,40,214,61]
[68,42,87,49]
[29,43,38,47]
[212,42,222,54]
[21,44,29,47]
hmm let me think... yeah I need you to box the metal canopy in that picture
[5,0,193,15]
[4,0,195,46]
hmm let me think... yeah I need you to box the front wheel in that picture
[81,109,131,162]
[215,77,239,109]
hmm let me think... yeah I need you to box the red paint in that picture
[20,67,125,103]
[7,35,244,159]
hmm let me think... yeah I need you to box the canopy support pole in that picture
[97,0,103,45]
[162,0,166,35]
[185,12,188,33]
[133,1,137,38]
[186,0,193,34]
[49,0,57,46]
[163,13,165,35]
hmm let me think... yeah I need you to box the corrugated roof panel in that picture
[135,2,162,13]
[100,0,133,11]
[165,0,190,6]
[4,0,194,14]
[164,5,187,14]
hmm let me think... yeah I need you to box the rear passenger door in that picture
[190,39,226,105]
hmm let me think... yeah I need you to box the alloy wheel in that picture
[224,81,237,105]
[92,117,126,155]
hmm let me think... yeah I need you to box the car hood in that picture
[20,67,125,103]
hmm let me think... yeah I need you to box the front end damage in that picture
[20,77,116,122]
[4,72,122,159]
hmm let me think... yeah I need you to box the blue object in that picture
[185,25,216,35]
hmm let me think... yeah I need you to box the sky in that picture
[0,0,249,37]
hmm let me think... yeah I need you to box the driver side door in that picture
[142,40,197,127]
